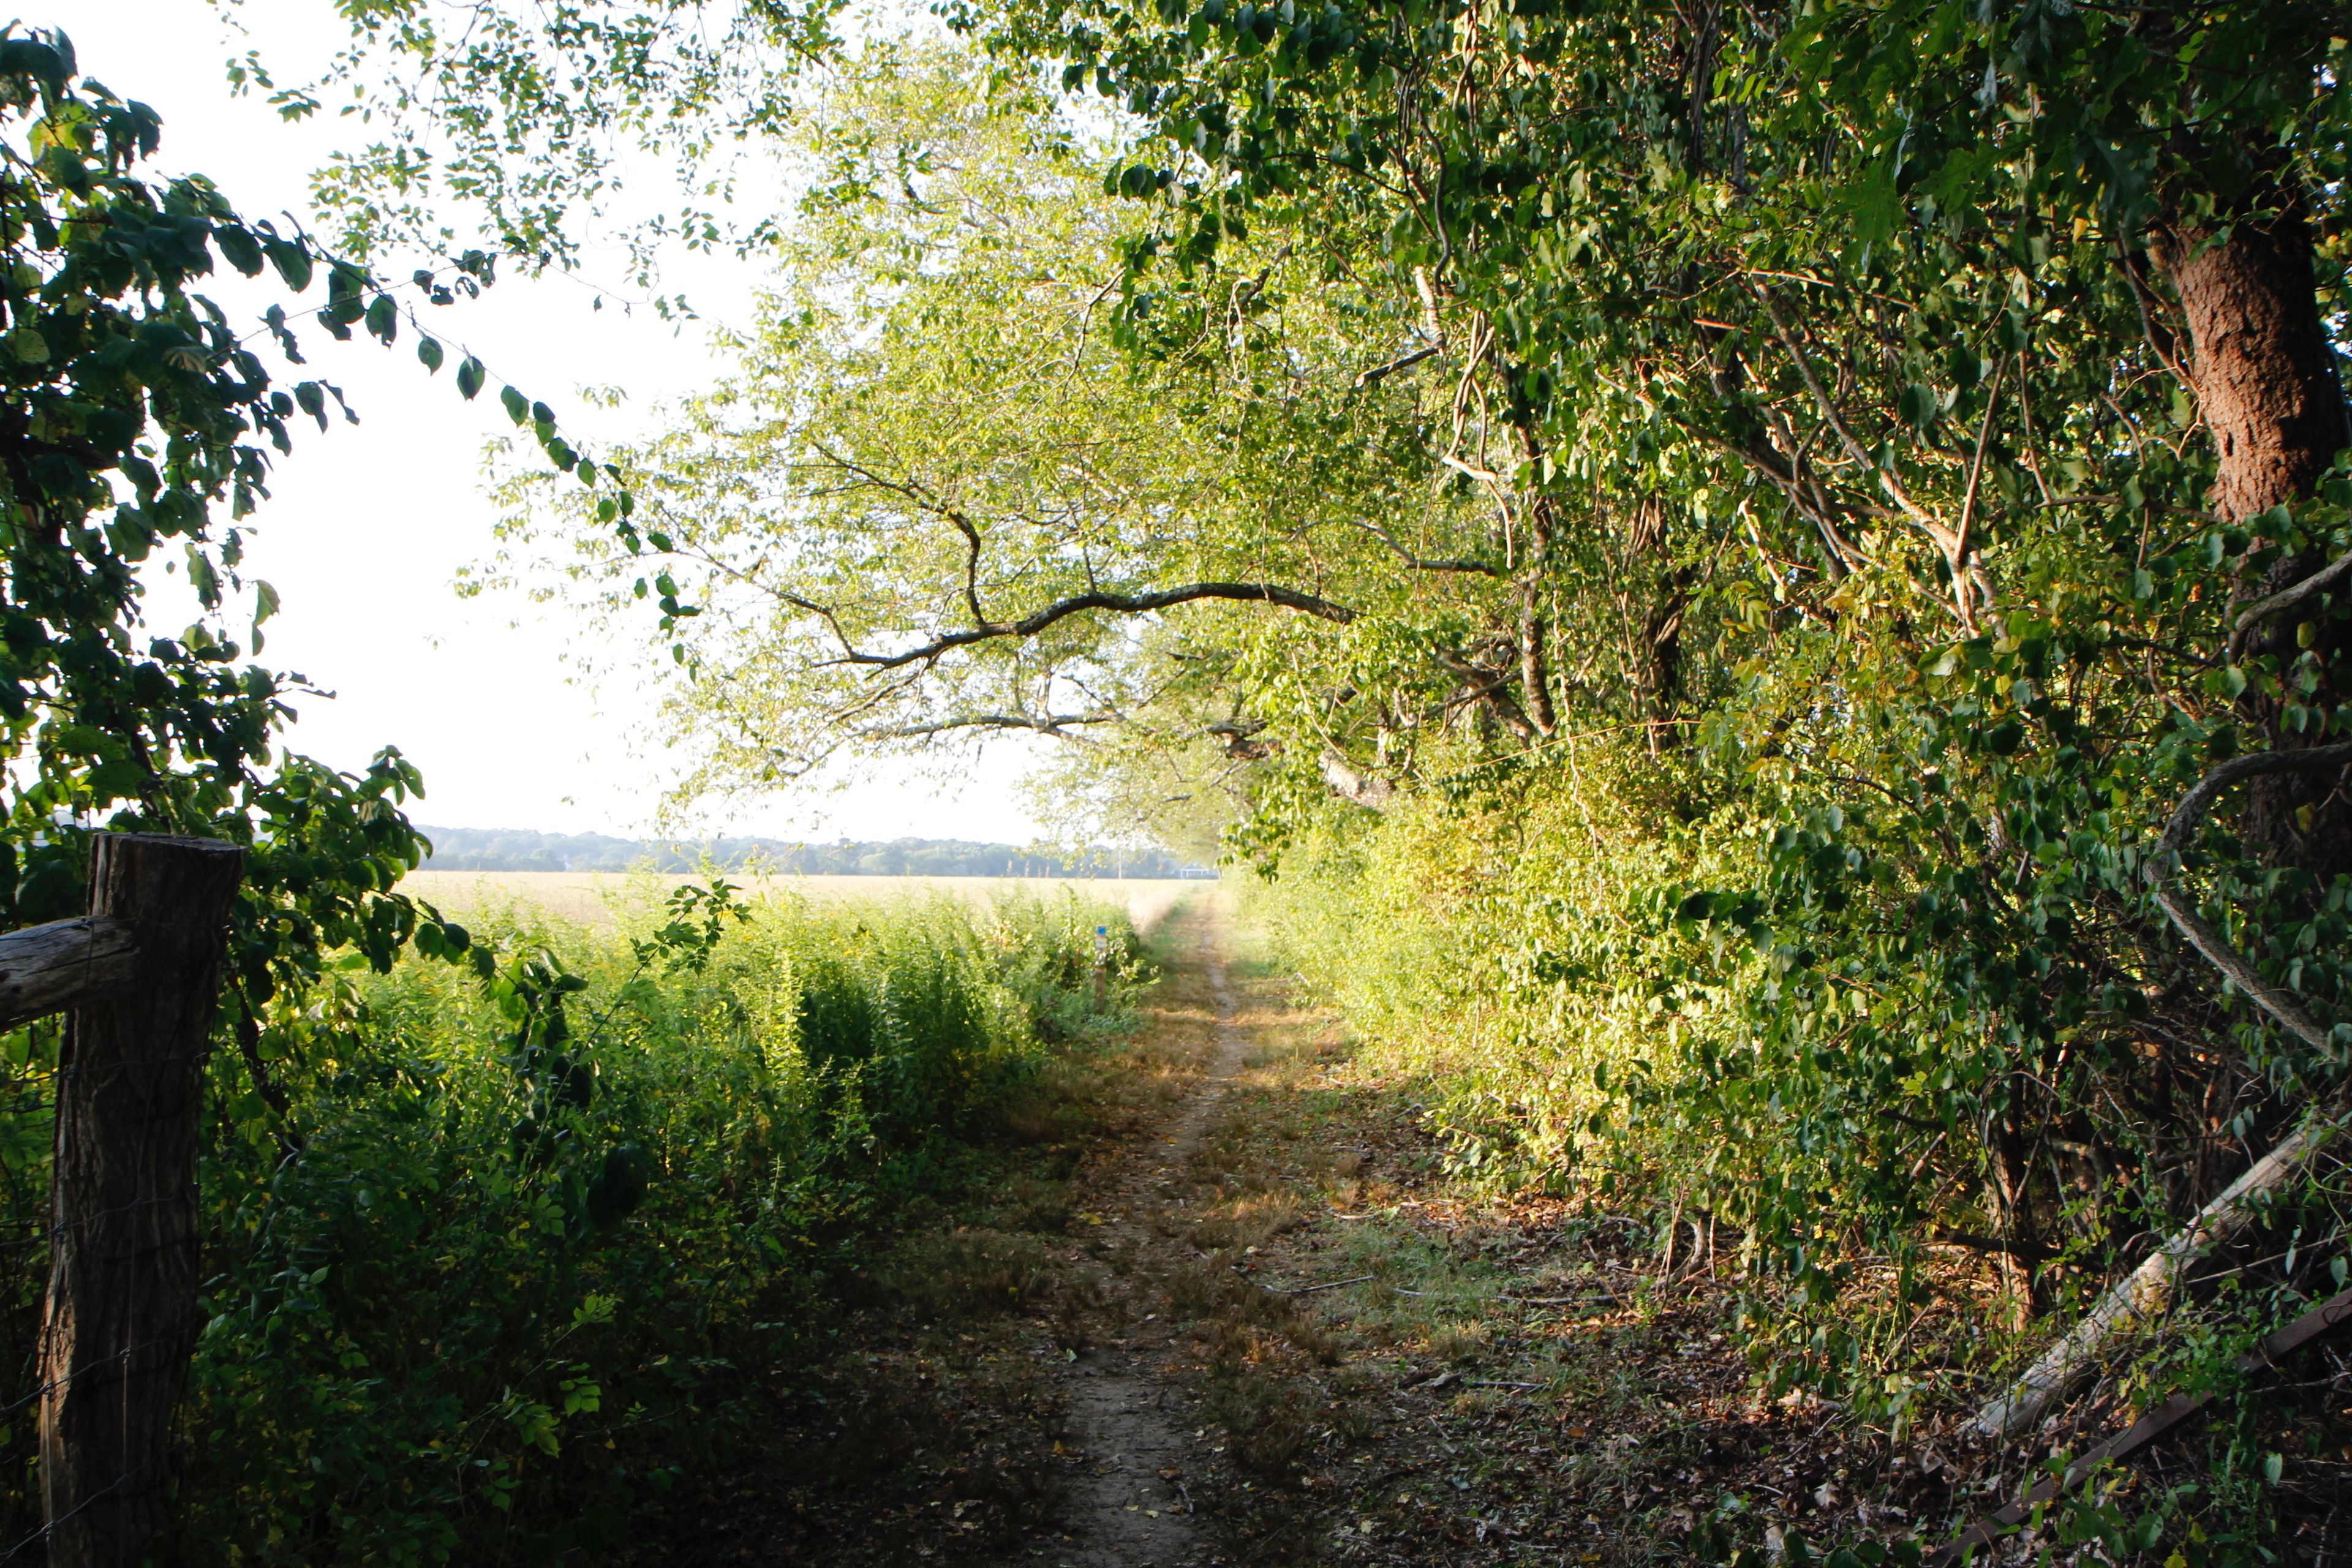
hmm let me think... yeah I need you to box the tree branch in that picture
[869,712,1117,740]
[1951,353,2008,629]
[805,442,992,628]
[823,582,1357,671]
[2147,741,2352,1054]
[1713,433,1877,575]
[1749,282,1961,556]
[1320,752,1394,811]
[1972,1112,2340,1441]
[1205,718,1276,760]
[2231,550,2352,655]
[1353,341,1443,389]
[1349,517,1498,575]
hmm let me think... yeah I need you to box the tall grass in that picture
[0,883,1156,1563]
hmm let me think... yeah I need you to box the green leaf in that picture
[213,224,263,276]
[185,545,221,607]
[500,385,529,424]
[364,293,398,342]
[1898,384,1939,431]
[263,238,314,292]
[417,336,445,372]
[456,356,485,399]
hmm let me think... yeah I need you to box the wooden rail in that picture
[0,916,140,1034]
[2,834,244,1568]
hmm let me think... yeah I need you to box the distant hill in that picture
[414,826,1213,879]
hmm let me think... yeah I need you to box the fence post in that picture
[40,834,244,1566]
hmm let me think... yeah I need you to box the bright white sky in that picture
[62,0,1052,845]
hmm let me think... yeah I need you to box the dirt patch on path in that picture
[1042,921,1253,1566]
[631,891,1794,1568]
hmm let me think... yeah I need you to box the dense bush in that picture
[1247,608,2352,1423]
[0,882,1152,1563]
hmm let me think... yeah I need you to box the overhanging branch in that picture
[868,712,1118,741]
[2232,550,2352,654]
[825,582,1357,672]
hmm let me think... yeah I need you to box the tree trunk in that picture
[2154,194,2352,875]
[1512,419,1560,739]
[2154,198,2344,528]
[40,834,246,1567]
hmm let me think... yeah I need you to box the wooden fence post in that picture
[39,834,244,1566]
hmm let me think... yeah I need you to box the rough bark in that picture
[2154,195,2352,876]
[2154,200,2345,527]
[0,917,137,1035]
[40,834,245,1567]
[1517,578,1558,740]
[1626,496,1691,753]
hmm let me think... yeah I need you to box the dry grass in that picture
[398,870,1202,932]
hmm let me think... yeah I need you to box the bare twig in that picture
[1266,1273,1376,1297]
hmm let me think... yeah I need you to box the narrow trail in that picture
[655,888,1835,1567]
[1044,907,1250,1567]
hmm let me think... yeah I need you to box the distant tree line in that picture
[415,826,1210,879]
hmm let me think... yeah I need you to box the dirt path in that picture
[652,890,1801,1568]
[1044,921,1252,1567]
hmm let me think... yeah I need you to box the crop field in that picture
[397,869,1205,932]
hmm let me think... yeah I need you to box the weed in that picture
[1188,1191,1305,1250]
[1428,1317,1492,1363]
